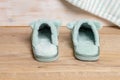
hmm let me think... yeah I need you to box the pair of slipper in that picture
[30,19,102,62]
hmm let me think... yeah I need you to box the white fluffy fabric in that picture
[66,0,120,27]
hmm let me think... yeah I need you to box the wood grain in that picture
[0,26,120,80]
[0,0,115,26]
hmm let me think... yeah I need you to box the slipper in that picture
[67,19,102,61]
[30,19,61,62]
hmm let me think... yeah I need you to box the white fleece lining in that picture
[72,21,99,46]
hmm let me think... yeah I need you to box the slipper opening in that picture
[78,23,95,45]
[38,23,52,43]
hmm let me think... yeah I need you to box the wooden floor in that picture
[0,26,120,80]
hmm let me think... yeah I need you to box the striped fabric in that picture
[66,0,120,27]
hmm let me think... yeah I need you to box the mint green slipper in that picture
[30,19,61,62]
[67,20,102,61]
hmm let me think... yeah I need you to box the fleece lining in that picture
[67,20,101,46]
[30,19,60,46]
